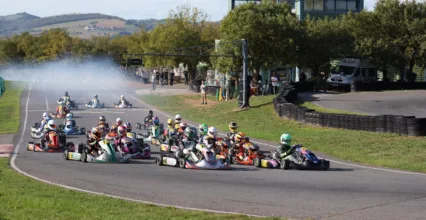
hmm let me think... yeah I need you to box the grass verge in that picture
[0,81,25,134]
[297,101,366,115]
[0,158,278,220]
[142,94,426,173]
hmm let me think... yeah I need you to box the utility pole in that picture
[239,39,250,108]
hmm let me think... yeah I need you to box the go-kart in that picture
[228,141,266,165]
[30,122,44,139]
[58,98,77,110]
[254,145,330,170]
[156,143,231,170]
[137,124,164,145]
[64,139,132,163]
[58,121,86,135]
[215,137,232,160]
[124,132,151,159]
[27,130,67,152]
[50,106,70,119]
[85,100,105,108]
[113,100,132,108]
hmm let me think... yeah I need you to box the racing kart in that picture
[64,139,132,163]
[50,106,70,119]
[228,141,266,165]
[30,122,44,139]
[58,98,77,110]
[254,145,330,170]
[58,121,86,135]
[137,124,164,145]
[85,100,105,108]
[124,132,151,159]
[27,130,67,152]
[113,100,132,108]
[156,143,230,170]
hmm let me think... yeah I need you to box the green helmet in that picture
[198,124,208,135]
[280,133,292,145]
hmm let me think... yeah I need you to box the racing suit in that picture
[91,98,100,106]
[118,99,129,106]
[87,134,101,155]
[110,123,120,132]
[144,115,153,127]
[227,131,238,145]
[65,119,76,128]
[56,106,68,115]
[36,118,50,133]
[41,128,58,149]
[163,126,177,147]
[276,144,297,159]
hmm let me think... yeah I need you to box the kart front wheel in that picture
[64,150,69,160]
[281,159,290,170]
[156,157,163,166]
[178,158,186,169]
[81,149,88,163]
[253,157,261,167]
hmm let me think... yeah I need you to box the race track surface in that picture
[13,83,426,220]
[307,90,426,117]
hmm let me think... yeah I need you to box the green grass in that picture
[298,101,366,115]
[0,158,278,220]
[0,81,25,134]
[142,94,426,173]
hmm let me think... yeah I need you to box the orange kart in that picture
[27,130,67,152]
[215,137,232,160]
[228,141,266,165]
[50,105,69,119]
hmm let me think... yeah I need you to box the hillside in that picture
[0,12,165,38]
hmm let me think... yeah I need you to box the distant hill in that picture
[0,12,165,38]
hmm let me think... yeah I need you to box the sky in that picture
[1,0,376,21]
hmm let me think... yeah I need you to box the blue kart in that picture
[59,121,86,135]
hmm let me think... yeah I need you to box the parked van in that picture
[327,58,377,89]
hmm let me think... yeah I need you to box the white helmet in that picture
[43,112,48,119]
[48,120,57,130]
[116,117,122,125]
[175,114,182,121]
[94,94,98,98]
[207,127,217,139]
[66,113,73,120]
[120,95,124,99]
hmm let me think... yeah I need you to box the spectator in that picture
[156,71,160,85]
[184,71,189,85]
[271,74,278,94]
[314,71,327,92]
[163,70,168,85]
[201,80,207,104]
[159,71,164,87]
[170,71,175,86]
[151,72,156,90]
[299,72,307,83]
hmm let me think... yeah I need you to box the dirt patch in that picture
[183,96,221,107]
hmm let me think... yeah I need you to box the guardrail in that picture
[0,77,5,97]
[273,84,426,136]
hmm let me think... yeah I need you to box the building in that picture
[228,0,363,20]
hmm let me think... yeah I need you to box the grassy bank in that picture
[142,94,426,173]
[0,158,276,220]
[0,81,25,134]
[298,101,366,115]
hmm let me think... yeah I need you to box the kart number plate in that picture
[261,160,269,167]
[301,147,307,151]
[127,133,134,138]
[165,158,176,166]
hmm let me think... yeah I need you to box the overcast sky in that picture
[1,0,376,21]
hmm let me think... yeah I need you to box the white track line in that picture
[126,93,426,177]
[10,84,267,218]
[45,98,49,111]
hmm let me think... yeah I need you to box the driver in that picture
[110,118,123,132]
[198,124,208,142]
[113,126,127,153]
[163,119,177,146]
[87,127,102,156]
[118,95,128,105]
[41,120,58,149]
[56,102,68,115]
[177,122,188,140]
[174,114,182,130]
[97,116,109,136]
[227,122,238,145]
[65,113,76,128]
[59,91,71,103]
[198,126,217,152]
[276,133,297,158]
[144,110,154,127]
[178,127,198,149]
[35,112,52,133]
[91,94,100,105]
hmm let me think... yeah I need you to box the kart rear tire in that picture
[281,159,290,170]
[227,155,233,164]
[254,157,261,167]
[178,158,186,169]
[321,159,330,170]
[64,149,69,160]
[156,156,163,166]
[81,149,88,163]
[80,127,86,134]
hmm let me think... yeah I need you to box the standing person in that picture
[200,80,207,104]
[159,70,164,87]
[151,72,156,90]
[184,71,189,85]
[271,74,278,94]
[155,71,160,85]
[170,70,175,86]
[164,70,168,85]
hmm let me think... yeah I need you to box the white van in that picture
[327,58,377,89]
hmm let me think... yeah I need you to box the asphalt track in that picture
[12,83,426,220]
[308,90,426,118]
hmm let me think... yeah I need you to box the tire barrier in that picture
[273,86,426,136]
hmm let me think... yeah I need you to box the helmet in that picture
[167,119,174,126]
[198,124,208,135]
[207,127,217,139]
[235,132,245,142]
[117,126,126,136]
[99,116,106,122]
[94,94,98,98]
[124,122,132,132]
[65,92,68,96]
[43,112,48,119]
[179,122,188,131]
[229,122,238,131]
[184,127,195,139]
[48,120,56,130]
[91,127,101,139]
[280,133,292,145]
[66,113,73,120]
[116,118,122,125]
[120,95,124,99]
[175,114,182,122]
[148,110,153,116]
[91,127,99,133]
[153,116,160,125]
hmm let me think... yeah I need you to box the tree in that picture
[298,16,354,76]
[217,1,301,78]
